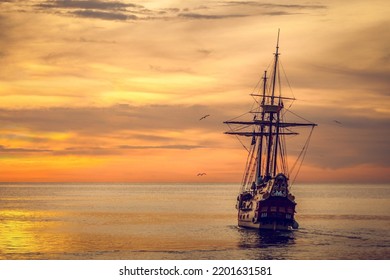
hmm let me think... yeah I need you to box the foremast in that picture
[224,31,317,192]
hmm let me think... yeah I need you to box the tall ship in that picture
[224,32,317,231]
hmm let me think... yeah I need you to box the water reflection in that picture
[237,228,296,259]
[0,210,53,259]
[0,209,85,259]
[238,228,295,247]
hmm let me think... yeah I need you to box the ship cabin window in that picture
[287,208,293,214]
[270,206,277,212]
[261,207,268,212]
[279,207,286,213]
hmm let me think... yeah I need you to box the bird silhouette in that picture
[197,173,207,176]
[333,120,343,126]
[199,114,210,121]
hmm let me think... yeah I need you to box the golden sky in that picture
[0,0,389,183]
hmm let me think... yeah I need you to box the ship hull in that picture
[238,220,295,231]
[237,183,298,231]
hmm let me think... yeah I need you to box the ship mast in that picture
[272,30,282,177]
[265,29,280,179]
[255,71,267,185]
[224,31,317,189]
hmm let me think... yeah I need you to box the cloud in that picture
[1,103,389,168]
[0,143,202,157]
[52,146,117,156]
[118,144,203,150]
[284,21,390,111]
[197,48,213,56]
[178,13,247,20]
[0,145,52,153]
[223,1,326,10]
[37,0,140,11]
[27,0,327,22]
[176,1,327,20]
[35,0,143,21]
[0,104,227,158]
[71,9,136,20]
[78,36,117,44]
[149,64,193,74]
[0,104,228,134]
[296,106,390,169]
[1,133,48,143]
[215,1,326,18]
[0,143,203,157]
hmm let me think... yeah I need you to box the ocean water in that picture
[0,183,389,260]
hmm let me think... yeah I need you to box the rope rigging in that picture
[290,126,315,187]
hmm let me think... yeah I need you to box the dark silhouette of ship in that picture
[224,31,317,231]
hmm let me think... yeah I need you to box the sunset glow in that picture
[0,0,389,183]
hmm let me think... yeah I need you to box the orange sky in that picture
[0,0,389,183]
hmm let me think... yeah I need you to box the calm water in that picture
[0,183,389,260]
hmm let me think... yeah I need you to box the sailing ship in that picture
[224,31,317,231]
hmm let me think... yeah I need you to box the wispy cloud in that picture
[0,145,52,153]
[71,9,136,20]
[178,12,247,20]
[0,104,224,159]
[34,0,143,21]
[223,1,326,10]
[54,144,205,156]
[0,143,203,157]
[149,64,193,74]
[25,0,327,21]
[0,104,226,134]
[118,144,203,150]
[37,0,141,10]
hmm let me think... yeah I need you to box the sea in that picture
[0,183,389,260]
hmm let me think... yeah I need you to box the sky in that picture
[0,0,389,183]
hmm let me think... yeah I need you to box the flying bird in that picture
[197,173,207,176]
[199,114,210,121]
[333,120,343,126]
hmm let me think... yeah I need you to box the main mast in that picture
[265,29,280,179]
